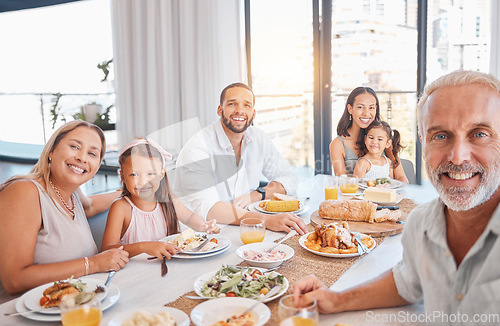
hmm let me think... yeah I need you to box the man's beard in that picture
[426,160,500,211]
[221,111,253,133]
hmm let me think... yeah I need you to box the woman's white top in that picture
[31,180,97,264]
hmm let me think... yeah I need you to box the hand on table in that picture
[263,212,308,235]
[141,242,181,260]
[292,275,339,314]
[92,246,129,272]
[200,219,220,234]
[232,193,254,210]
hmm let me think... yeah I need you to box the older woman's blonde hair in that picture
[0,120,106,193]
[417,70,500,138]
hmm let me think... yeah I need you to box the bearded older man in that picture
[174,83,307,234]
[292,70,500,321]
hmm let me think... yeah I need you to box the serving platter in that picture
[249,201,309,215]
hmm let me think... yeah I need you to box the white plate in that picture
[107,306,189,326]
[354,192,406,205]
[190,297,271,326]
[24,278,108,314]
[161,233,230,256]
[249,201,309,215]
[359,178,406,190]
[194,268,289,303]
[171,241,231,259]
[299,232,376,258]
[15,282,120,322]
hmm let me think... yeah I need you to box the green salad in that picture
[201,265,284,298]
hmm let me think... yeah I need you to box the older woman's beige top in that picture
[31,180,97,264]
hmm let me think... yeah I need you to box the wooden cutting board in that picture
[310,198,418,237]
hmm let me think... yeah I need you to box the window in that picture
[0,0,115,146]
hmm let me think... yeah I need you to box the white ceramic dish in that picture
[107,306,189,326]
[249,201,309,215]
[172,241,231,259]
[161,233,230,256]
[24,278,108,314]
[15,283,120,322]
[235,242,294,268]
[190,297,271,326]
[193,268,288,303]
[358,178,406,190]
[299,232,376,258]
[354,192,406,205]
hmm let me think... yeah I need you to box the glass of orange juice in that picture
[339,174,359,195]
[324,176,338,200]
[240,218,265,244]
[60,293,102,326]
[278,294,318,326]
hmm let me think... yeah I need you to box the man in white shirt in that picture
[292,70,500,323]
[174,83,307,234]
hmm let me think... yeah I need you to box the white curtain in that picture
[110,0,246,154]
[490,0,500,79]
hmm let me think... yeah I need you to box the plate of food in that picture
[161,229,230,256]
[107,306,190,326]
[249,193,308,215]
[194,265,288,303]
[235,242,295,268]
[23,278,108,314]
[299,222,376,258]
[359,178,405,190]
[172,241,231,259]
[16,282,120,322]
[190,297,271,326]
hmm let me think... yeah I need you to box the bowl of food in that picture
[235,242,294,268]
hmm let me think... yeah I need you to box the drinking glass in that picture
[60,294,102,326]
[240,218,265,244]
[324,176,338,200]
[339,174,359,194]
[278,294,318,326]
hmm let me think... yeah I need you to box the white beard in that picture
[426,161,500,211]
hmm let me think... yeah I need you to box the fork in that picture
[355,234,370,254]
[265,229,297,253]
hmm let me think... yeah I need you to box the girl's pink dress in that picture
[119,196,168,245]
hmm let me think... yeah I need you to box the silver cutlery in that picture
[265,229,297,253]
[355,234,370,254]
[226,286,282,322]
[105,270,116,286]
[184,237,210,253]
[161,256,168,277]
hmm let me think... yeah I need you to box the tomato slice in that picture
[39,296,49,307]
[226,292,237,297]
[251,269,263,276]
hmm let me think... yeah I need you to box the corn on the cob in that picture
[265,200,300,212]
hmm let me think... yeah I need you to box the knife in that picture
[161,256,168,277]
[376,205,399,210]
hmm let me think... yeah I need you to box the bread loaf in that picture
[318,200,377,223]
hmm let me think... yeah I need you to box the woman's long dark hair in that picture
[356,120,404,168]
[119,144,179,235]
[337,87,381,137]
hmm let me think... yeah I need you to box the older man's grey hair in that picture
[417,70,500,138]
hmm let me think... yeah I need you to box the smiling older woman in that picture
[0,121,129,295]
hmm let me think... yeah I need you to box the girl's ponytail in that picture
[391,129,404,168]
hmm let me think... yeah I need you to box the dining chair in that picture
[401,159,416,184]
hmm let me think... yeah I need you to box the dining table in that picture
[0,174,439,326]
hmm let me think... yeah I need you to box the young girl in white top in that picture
[353,121,409,183]
[102,138,220,260]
